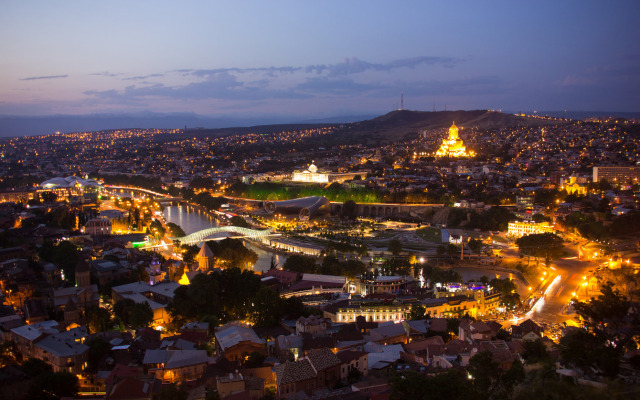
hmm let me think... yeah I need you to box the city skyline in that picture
[1,1,639,125]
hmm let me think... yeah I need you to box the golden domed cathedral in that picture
[435,122,474,157]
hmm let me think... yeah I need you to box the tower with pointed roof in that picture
[64,297,81,325]
[197,243,215,271]
[75,257,91,288]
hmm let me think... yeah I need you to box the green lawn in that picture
[416,227,442,243]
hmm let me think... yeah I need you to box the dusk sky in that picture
[1,1,639,120]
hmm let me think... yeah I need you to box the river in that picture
[162,204,287,273]
[162,205,522,284]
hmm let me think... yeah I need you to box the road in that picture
[528,239,595,325]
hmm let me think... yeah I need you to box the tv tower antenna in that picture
[400,91,404,111]
[432,101,436,112]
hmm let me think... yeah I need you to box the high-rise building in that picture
[593,166,640,183]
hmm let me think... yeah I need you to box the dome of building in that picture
[40,176,102,189]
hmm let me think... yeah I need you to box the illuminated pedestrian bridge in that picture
[171,226,274,245]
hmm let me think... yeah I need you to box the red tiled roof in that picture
[275,359,317,385]
[108,377,151,400]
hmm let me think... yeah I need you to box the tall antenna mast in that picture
[432,101,436,112]
[400,92,404,111]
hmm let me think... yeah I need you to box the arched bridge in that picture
[171,226,274,246]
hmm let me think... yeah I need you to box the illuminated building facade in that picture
[435,122,474,157]
[292,162,360,184]
[292,163,329,183]
[507,221,554,238]
[84,217,112,236]
[563,176,587,195]
[593,166,640,183]
[352,275,415,296]
[324,302,410,323]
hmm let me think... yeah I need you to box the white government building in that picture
[291,162,360,184]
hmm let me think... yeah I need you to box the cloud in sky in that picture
[81,56,464,107]
[122,73,165,81]
[89,71,122,77]
[184,56,460,79]
[20,74,69,81]
[12,54,639,116]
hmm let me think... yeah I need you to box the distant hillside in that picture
[187,123,335,138]
[331,109,571,143]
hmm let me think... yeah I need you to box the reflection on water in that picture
[163,205,285,273]
[163,205,218,235]
[244,241,288,273]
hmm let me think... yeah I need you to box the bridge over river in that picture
[171,226,276,246]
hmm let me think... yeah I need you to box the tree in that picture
[166,222,186,237]
[0,340,21,367]
[558,328,622,378]
[282,296,307,319]
[150,219,166,239]
[22,358,52,377]
[558,281,636,377]
[181,244,200,263]
[114,298,136,324]
[159,383,188,400]
[516,233,564,267]
[168,267,262,324]
[342,200,357,220]
[84,305,112,334]
[282,254,317,273]
[130,302,154,329]
[573,282,634,347]
[467,350,524,398]
[490,277,520,309]
[87,336,110,370]
[467,206,516,231]
[534,189,561,207]
[390,369,474,400]
[468,238,483,254]
[207,238,258,269]
[521,338,550,364]
[39,240,80,283]
[342,259,367,279]
[388,239,403,256]
[40,191,58,203]
[347,368,363,383]
[408,304,426,320]
[28,371,78,400]
[229,215,249,228]
[248,287,282,327]
[532,213,548,223]
[318,255,342,276]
